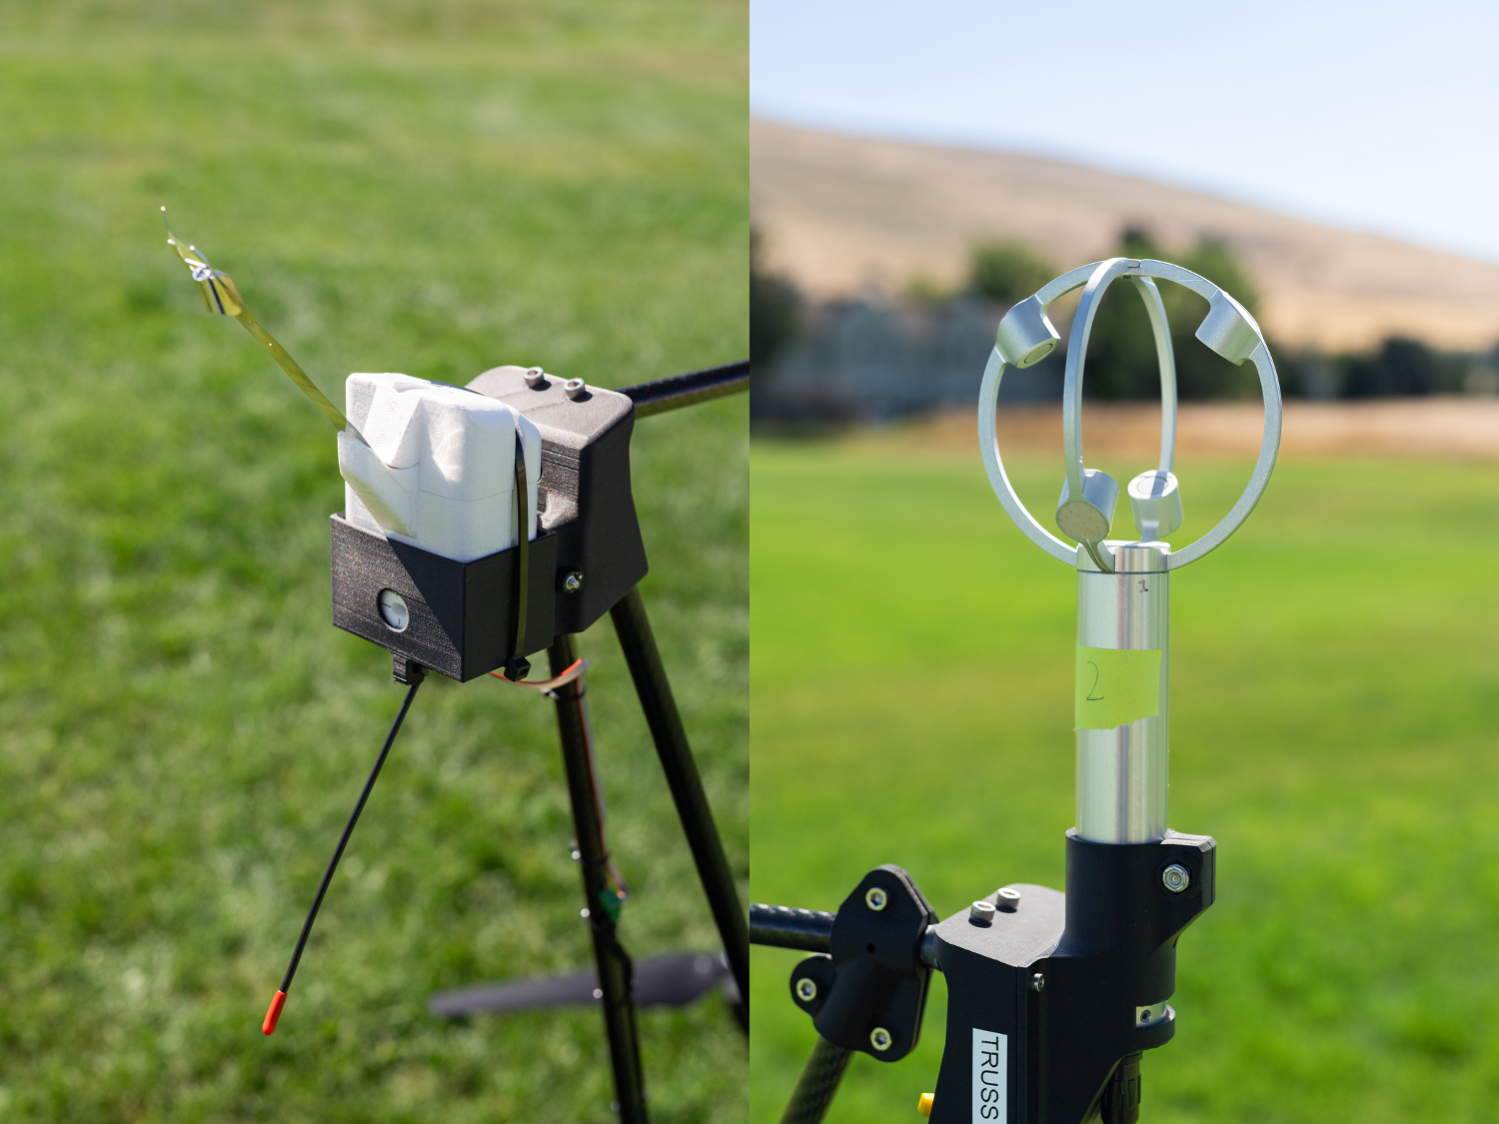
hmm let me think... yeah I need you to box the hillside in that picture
[752,118,1499,352]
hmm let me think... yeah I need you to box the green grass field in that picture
[751,434,1499,1122]
[0,4,745,1120]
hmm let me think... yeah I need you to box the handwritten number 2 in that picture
[1085,661,1104,701]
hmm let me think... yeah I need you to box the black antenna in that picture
[263,669,425,1034]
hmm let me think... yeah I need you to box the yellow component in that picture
[161,208,359,439]
[917,1092,935,1117]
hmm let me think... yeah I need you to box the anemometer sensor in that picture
[754,256,1282,1124]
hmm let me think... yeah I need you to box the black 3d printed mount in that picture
[753,830,1215,1124]
[330,365,648,682]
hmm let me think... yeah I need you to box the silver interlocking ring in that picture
[978,258,1282,572]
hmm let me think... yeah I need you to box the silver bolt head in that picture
[870,1027,893,1051]
[865,887,888,911]
[523,367,545,388]
[969,900,996,926]
[1030,972,1045,992]
[1162,864,1191,893]
[795,978,818,1002]
[996,887,1021,912]
[563,571,584,594]
[564,377,586,400]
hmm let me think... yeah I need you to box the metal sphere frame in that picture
[977,256,1283,570]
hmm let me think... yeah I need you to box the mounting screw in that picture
[996,887,1021,912]
[968,900,995,926]
[870,1027,893,1052]
[1162,864,1191,893]
[1030,973,1045,992]
[795,978,818,1002]
[564,377,587,400]
[563,571,584,594]
[524,367,546,388]
[865,887,888,911]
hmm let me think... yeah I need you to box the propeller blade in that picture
[429,952,730,1017]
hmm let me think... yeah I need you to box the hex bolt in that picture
[996,887,1021,912]
[969,900,996,926]
[1162,864,1191,893]
[795,978,818,1003]
[865,887,888,911]
[870,1027,893,1052]
[1030,973,1045,993]
[564,377,587,400]
[523,367,546,388]
[563,571,584,594]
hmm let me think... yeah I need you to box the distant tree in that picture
[1340,337,1469,397]
[1083,227,1263,400]
[749,226,801,388]
[968,240,1057,304]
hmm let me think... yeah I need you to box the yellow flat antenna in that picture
[162,208,368,446]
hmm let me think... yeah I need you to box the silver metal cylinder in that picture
[1075,542,1169,842]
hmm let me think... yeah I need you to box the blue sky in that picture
[752,0,1499,263]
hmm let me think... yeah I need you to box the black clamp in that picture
[928,830,1216,1124]
[788,865,937,1063]
[329,365,648,683]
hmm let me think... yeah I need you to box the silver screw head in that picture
[865,887,888,911]
[564,377,586,400]
[870,1027,893,1052]
[795,978,818,1002]
[968,900,996,926]
[1030,972,1045,993]
[1162,864,1191,893]
[523,367,545,388]
[996,887,1021,912]
[563,571,584,594]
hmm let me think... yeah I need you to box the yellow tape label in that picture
[1075,646,1162,730]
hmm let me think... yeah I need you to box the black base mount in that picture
[752,829,1216,1124]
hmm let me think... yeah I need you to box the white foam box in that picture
[338,372,542,563]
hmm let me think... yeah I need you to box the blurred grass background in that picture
[0,2,745,1121]
[751,433,1499,1122]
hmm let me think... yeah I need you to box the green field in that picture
[751,434,1499,1122]
[0,4,745,1121]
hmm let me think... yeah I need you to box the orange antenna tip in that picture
[263,989,287,1035]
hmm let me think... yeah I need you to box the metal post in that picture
[610,586,749,1008]
[1075,542,1170,843]
[779,1036,853,1124]
[548,634,648,1123]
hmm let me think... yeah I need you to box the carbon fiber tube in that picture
[609,586,749,1009]
[621,360,748,417]
[780,1036,853,1124]
[548,635,648,1123]
[750,904,835,953]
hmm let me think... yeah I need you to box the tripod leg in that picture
[780,1036,852,1124]
[548,635,649,1124]
[609,586,749,1008]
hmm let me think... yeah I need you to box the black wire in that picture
[278,676,423,994]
